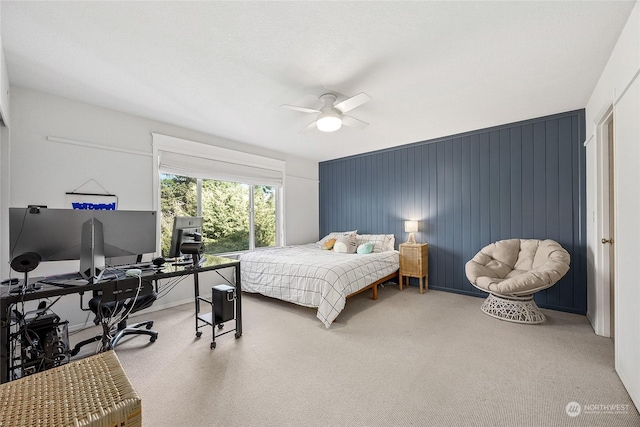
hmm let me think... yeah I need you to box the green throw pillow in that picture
[357,242,374,254]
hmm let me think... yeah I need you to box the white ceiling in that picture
[1,1,636,162]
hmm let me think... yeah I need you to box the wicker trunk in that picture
[0,350,141,427]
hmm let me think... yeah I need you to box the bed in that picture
[239,233,399,328]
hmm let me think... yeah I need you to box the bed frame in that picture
[346,270,399,301]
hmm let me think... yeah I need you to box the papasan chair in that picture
[465,239,570,324]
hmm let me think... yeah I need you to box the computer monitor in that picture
[167,216,204,260]
[9,208,157,282]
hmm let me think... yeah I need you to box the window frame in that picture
[152,133,285,257]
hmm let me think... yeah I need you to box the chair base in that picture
[111,319,158,347]
[480,293,546,324]
[70,319,157,356]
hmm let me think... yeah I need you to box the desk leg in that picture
[1,298,10,384]
[193,271,201,336]
[235,264,242,338]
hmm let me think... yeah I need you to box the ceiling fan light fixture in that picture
[316,115,342,132]
[282,92,370,133]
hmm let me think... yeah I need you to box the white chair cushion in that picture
[465,239,570,296]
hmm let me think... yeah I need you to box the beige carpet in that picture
[72,285,640,427]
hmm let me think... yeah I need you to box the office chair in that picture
[70,279,158,356]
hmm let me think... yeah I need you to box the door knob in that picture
[601,238,613,244]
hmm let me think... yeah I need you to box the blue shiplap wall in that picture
[319,110,586,314]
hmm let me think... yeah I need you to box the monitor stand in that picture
[79,218,106,283]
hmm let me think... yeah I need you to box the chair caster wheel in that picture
[218,324,224,330]
[210,342,216,349]
[196,331,202,338]
[235,333,241,339]
[150,335,157,343]
[146,322,154,329]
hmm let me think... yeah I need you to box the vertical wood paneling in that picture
[521,125,534,237]
[393,150,402,238]
[420,145,429,245]
[436,142,446,287]
[375,154,384,232]
[544,120,560,306]
[428,143,438,285]
[558,117,575,307]
[461,136,472,292]
[546,120,560,241]
[533,122,546,238]
[469,134,481,293]
[452,138,462,289]
[510,127,522,236]
[445,140,454,287]
[488,132,499,241]
[478,133,491,246]
[409,146,417,221]
[319,110,586,314]
[499,129,511,239]
[382,151,390,234]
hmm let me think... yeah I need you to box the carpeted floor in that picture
[72,285,640,426]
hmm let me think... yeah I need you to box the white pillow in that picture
[317,230,357,245]
[333,235,357,254]
[356,234,396,252]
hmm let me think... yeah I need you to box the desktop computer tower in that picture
[212,284,235,324]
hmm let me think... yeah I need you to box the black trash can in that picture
[212,284,235,324]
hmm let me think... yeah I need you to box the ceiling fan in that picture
[281,92,371,133]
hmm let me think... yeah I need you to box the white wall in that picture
[0,7,10,304]
[0,4,9,127]
[283,171,319,246]
[2,86,319,329]
[585,0,640,409]
[0,124,8,287]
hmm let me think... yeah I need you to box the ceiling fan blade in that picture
[342,115,369,129]
[300,120,318,133]
[281,104,321,114]
[334,92,371,113]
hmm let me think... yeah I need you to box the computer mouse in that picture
[152,257,165,267]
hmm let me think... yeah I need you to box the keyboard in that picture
[111,263,153,270]
[39,272,88,287]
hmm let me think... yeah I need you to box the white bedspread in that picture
[239,244,399,327]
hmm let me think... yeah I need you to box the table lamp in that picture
[404,220,418,244]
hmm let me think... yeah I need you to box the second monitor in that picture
[167,216,204,264]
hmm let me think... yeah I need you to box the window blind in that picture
[153,133,285,186]
[159,151,283,186]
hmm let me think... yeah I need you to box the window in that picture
[152,133,285,257]
[160,174,278,256]
[253,185,277,248]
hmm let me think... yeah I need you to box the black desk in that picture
[0,255,241,383]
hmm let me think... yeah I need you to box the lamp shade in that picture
[404,220,418,233]
[404,220,418,244]
[316,114,342,132]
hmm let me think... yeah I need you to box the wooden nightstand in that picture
[399,243,429,294]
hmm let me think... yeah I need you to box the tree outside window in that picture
[254,185,276,248]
